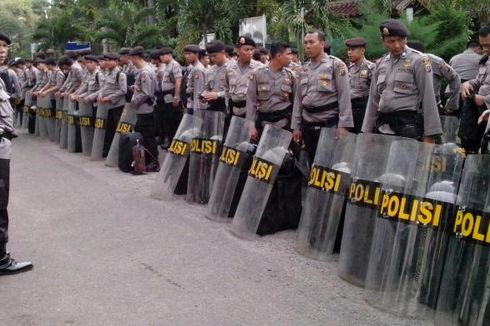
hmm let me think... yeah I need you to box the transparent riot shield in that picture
[364,142,464,319]
[440,115,460,144]
[78,102,95,156]
[59,95,69,149]
[186,110,224,204]
[205,116,254,222]
[45,96,56,142]
[230,125,292,240]
[37,95,48,138]
[67,99,81,153]
[481,119,490,154]
[295,128,356,261]
[338,134,401,287]
[105,104,137,167]
[22,91,32,129]
[151,114,203,200]
[90,103,110,161]
[54,97,63,144]
[435,154,490,326]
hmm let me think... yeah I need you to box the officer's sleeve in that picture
[291,76,303,130]
[56,72,65,89]
[76,79,89,96]
[193,69,206,110]
[108,72,127,102]
[335,61,354,128]
[187,70,194,109]
[172,63,183,79]
[245,72,258,123]
[10,70,21,98]
[415,56,442,136]
[440,63,461,111]
[361,64,381,133]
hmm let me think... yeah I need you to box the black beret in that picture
[45,58,57,66]
[104,53,120,61]
[236,36,256,48]
[291,48,299,54]
[129,46,145,57]
[0,33,11,45]
[198,49,207,57]
[345,37,367,48]
[7,59,15,66]
[159,47,172,55]
[35,58,46,64]
[225,45,235,56]
[379,19,409,38]
[15,59,25,65]
[258,47,269,54]
[97,55,106,61]
[205,41,225,54]
[85,55,99,62]
[119,48,130,55]
[184,44,201,53]
[149,49,164,59]
[25,59,33,63]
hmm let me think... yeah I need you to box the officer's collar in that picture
[386,49,408,61]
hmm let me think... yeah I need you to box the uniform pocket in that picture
[317,74,333,93]
[300,78,308,97]
[257,83,272,100]
[394,72,416,94]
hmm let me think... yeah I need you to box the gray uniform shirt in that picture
[32,70,49,92]
[429,53,460,111]
[292,54,354,129]
[130,64,155,114]
[348,58,375,99]
[246,66,296,129]
[46,69,65,99]
[186,61,206,110]
[89,67,127,108]
[199,61,228,109]
[67,63,84,93]
[161,59,182,103]
[78,69,102,99]
[449,49,482,81]
[468,56,490,109]
[0,78,15,133]
[225,59,263,116]
[361,47,442,136]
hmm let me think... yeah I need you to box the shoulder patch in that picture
[421,56,432,73]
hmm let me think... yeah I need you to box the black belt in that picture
[229,100,246,108]
[301,116,339,130]
[256,108,291,129]
[303,101,338,114]
[208,98,226,112]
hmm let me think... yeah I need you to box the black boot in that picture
[0,253,33,275]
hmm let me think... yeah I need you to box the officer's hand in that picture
[461,82,473,99]
[293,129,302,143]
[336,127,349,138]
[478,110,490,125]
[474,95,485,107]
[172,98,180,108]
[203,91,218,101]
[249,127,259,141]
[423,136,435,144]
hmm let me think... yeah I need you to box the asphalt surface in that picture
[0,131,433,326]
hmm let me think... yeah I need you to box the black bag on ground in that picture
[119,132,143,173]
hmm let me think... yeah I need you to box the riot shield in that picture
[22,91,32,129]
[205,116,254,222]
[440,115,459,144]
[186,110,224,204]
[150,113,203,200]
[295,128,356,261]
[59,95,69,149]
[37,95,48,138]
[481,119,490,154]
[67,99,81,153]
[338,134,401,287]
[435,154,490,326]
[105,104,137,167]
[230,125,292,240]
[78,102,95,156]
[90,103,110,161]
[54,97,63,144]
[364,142,464,318]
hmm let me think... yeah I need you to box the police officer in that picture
[119,48,136,102]
[361,19,442,142]
[128,46,159,171]
[406,40,461,114]
[75,55,102,105]
[450,40,482,83]
[92,53,127,157]
[461,26,490,153]
[201,41,229,112]
[39,58,65,111]
[199,49,210,69]
[150,49,167,145]
[292,30,353,162]
[246,42,296,140]
[225,36,263,119]
[184,44,206,114]
[0,32,33,275]
[158,47,182,147]
[345,37,375,133]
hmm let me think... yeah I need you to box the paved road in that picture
[0,132,432,326]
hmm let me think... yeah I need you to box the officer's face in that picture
[209,52,226,65]
[184,51,197,64]
[85,60,97,72]
[347,47,365,63]
[0,40,8,65]
[479,35,490,56]
[276,48,292,67]
[98,60,106,69]
[237,45,254,63]
[105,59,118,69]
[383,36,406,57]
[304,33,325,59]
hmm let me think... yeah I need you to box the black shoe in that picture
[161,138,170,150]
[146,161,160,172]
[0,253,33,275]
